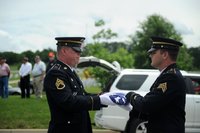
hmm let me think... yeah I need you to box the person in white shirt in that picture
[19,57,32,98]
[32,55,46,99]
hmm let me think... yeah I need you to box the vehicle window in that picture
[184,76,200,95]
[184,77,194,94]
[191,78,200,95]
[116,75,148,90]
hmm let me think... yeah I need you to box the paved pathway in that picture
[0,129,119,133]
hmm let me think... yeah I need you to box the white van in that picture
[78,56,200,133]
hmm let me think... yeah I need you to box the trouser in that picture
[20,74,30,98]
[0,79,3,97]
[0,76,9,98]
[33,76,43,98]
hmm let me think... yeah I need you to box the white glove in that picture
[119,103,133,111]
[100,92,116,106]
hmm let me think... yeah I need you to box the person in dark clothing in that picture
[46,52,56,73]
[44,37,113,133]
[125,37,186,133]
[19,57,32,98]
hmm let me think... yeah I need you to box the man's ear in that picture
[162,51,168,60]
[61,47,67,54]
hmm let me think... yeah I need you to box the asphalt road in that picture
[0,129,119,133]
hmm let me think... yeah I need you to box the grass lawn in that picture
[0,95,50,129]
[0,86,101,129]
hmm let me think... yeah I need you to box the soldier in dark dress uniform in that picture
[125,37,186,133]
[44,37,108,133]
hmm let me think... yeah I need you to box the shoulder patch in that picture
[55,78,65,90]
[157,82,167,93]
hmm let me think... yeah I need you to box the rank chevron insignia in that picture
[157,82,167,93]
[55,78,65,90]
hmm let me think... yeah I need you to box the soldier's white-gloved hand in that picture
[99,92,116,106]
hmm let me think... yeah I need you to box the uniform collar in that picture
[162,63,177,74]
[57,59,74,72]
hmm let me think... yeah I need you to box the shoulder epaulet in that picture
[51,63,70,72]
[165,68,176,74]
[51,63,62,70]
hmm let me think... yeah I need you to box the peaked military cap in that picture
[55,37,85,53]
[148,36,183,53]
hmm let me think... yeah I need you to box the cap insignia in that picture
[55,78,65,90]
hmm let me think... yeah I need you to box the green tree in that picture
[82,19,133,88]
[34,48,56,63]
[84,19,133,68]
[83,42,110,59]
[188,47,200,70]
[130,14,192,70]
[177,45,193,70]
[21,50,35,64]
[109,48,133,68]
[104,42,129,53]
[0,52,21,65]
[92,19,117,42]
[0,48,56,66]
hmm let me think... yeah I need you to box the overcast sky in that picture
[0,0,200,53]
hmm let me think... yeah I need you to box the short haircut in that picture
[160,49,179,61]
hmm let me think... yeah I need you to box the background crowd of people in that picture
[0,52,56,99]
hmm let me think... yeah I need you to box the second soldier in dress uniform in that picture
[44,37,107,133]
[125,37,186,133]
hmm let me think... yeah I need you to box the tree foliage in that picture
[188,47,200,70]
[1,15,199,91]
[92,19,118,42]
[82,19,133,88]
[0,48,56,66]
[130,14,193,70]
[0,52,22,65]
[177,45,193,70]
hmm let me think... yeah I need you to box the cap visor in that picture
[71,47,82,53]
[147,48,157,54]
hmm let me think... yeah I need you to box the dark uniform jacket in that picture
[44,60,101,133]
[46,59,56,73]
[127,63,186,133]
